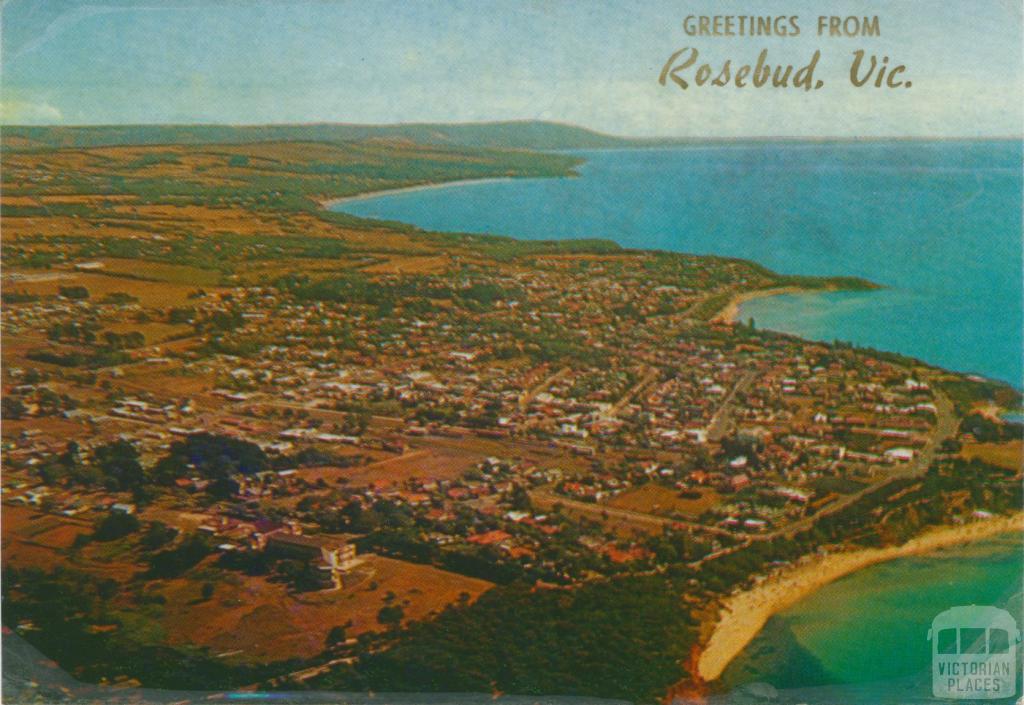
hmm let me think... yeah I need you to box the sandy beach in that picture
[712,278,886,325]
[696,513,1024,682]
[711,286,807,325]
[320,177,512,209]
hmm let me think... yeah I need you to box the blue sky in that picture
[1,0,1021,137]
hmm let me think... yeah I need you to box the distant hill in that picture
[0,121,658,151]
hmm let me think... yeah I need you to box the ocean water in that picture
[335,141,1023,387]
[336,145,1023,700]
[719,534,1023,702]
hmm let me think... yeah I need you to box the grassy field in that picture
[2,506,132,576]
[5,270,214,308]
[343,447,485,487]
[103,321,194,345]
[0,121,637,151]
[96,258,225,286]
[151,553,493,663]
[606,483,722,518]
[2,504,494,665]
[961,440,1023,471]
[3,127,990,700]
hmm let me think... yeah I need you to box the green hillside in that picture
[2,121,643,152]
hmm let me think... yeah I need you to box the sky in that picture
[1,0,1021,137]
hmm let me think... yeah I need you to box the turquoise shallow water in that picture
[720,534,1023,700]
[335,141,1023,387]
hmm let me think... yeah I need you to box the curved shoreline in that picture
[696,513,1024,683]
[324,179,881,334]
[711,286,808,324]
[711,282,881,325]
[321,177,514,209]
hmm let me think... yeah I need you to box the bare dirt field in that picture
[5,270,213,308]
[335,447,483,487]
[159,553,493,663]
[606,483,722,519]
[2,506,93,571]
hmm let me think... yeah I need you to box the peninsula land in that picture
[2,122,1021,703]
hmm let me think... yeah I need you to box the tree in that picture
[2,397,27,420]
[59,441,82,468]
[161,433,268,480]
[58,285,90,300]
[37,388,64,415]
[276,558,322,592]
[151,454,187,485]
[141,521,178,551]
[38,461,70,485]
[345,409,371,435]
[92,440,145,490]
[325,625,348,647]
[168,307,195,324]
[207,476,241,500]
[377,605,404,627]
[93,511,141,541]
[509,485,533,512]
[148,533,212,579]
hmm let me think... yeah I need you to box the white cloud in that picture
[0,100,63,124]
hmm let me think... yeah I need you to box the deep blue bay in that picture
[335,141,1023,388]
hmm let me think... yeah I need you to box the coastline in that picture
[711,286,807,325]
[325,180,887,340]
[696,513,1024,683]
[710,281,882,325]
[320,177,514,209]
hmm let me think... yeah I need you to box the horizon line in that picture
[1,119,1021,143]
